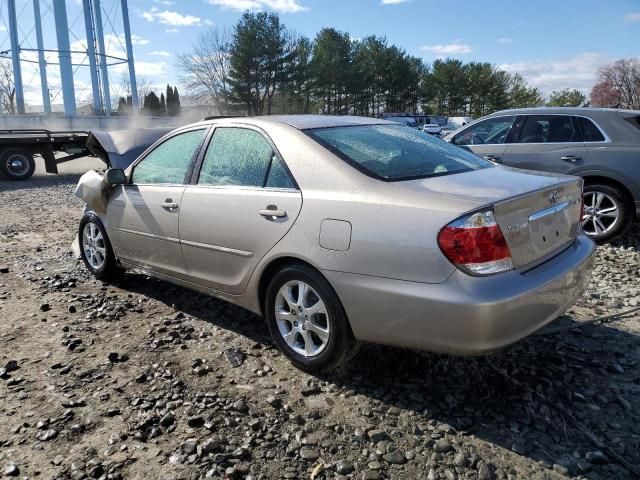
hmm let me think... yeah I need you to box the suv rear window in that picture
[576,117,606,142]
[306,124,491,181]
[623,114,640,131]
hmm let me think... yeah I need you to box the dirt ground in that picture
[1,169,639,480]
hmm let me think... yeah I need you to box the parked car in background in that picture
[421,123,443,136]
[445,107,640,242]
[441,116,474,137]
[76,115,594,372]
[386,115,420,129]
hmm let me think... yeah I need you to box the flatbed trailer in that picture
[0,129,92,181]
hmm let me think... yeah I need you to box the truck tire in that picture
[0,148,36,181]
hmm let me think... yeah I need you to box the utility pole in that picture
[7,0,25,114]
[33,0,51,113]
[83,0,102,114]
[53,0,77,116]
[121,0,138,109]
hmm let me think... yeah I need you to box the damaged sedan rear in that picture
[75,115,595,372]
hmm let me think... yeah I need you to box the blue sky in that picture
[4,0,640,107]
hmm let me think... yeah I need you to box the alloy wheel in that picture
[82,222,107,270]
[274,280,331,357]
[581,191,620,237]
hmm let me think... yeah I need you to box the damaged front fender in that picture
[74,169,110,214]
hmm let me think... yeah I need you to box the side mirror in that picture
[106,168,126,185]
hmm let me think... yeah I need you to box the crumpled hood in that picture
[85,127,174,169]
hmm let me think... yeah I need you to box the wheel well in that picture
[257,257,321,315]
[582,175,635,210]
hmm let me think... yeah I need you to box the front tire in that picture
[79,213,122,281]
[0,148,35,181]
[581,183,632,243]
[264,264,359,373]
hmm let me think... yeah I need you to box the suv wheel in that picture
[581,183,631,243]
[264,264,360,373]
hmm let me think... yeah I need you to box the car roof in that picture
[487,107,640,116]
[194,114,398,130]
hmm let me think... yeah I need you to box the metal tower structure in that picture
[0,0,139,116]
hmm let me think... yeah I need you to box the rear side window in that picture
[623,115,640,131]
[452,116,515,145]
[576,117,606,142]
[307,124,491,181]
[516,115,579,143]
[266,156,296,189]
[132,129,206,184]
[199,128,273,187]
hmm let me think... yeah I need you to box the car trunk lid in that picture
[492,179,582,269]
[399,166,583,270]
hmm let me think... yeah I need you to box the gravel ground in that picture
[1,174,639,480]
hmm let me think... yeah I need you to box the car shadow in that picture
[115,271,640,479]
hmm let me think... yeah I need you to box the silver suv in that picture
[445,107,640,242]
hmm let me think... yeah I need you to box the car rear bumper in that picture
[324,233,595,355]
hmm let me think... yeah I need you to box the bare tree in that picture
[0,59,16,113]
[590,79,620,107]
[119,73,153,107]
[177,27,231,114]
[598,59,640,109]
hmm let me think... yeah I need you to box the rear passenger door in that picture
[501,115,589,173]
[179,126,302,294]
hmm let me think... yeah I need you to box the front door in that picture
[449,115,517,163]
[502,115,589,174]
[106,128,208,276]
[179,126,302,294]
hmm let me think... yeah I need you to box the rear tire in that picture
[0,148,35,181]
[79,213,122,281]
[581,183,632,243]
[264,264,360,373]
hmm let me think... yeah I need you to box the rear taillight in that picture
[437,210,514,275]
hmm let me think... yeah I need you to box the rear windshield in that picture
[306,124,491,181]
[622,114,640,131]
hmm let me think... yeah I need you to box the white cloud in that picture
[150,51,172,57]
[499,52,612,96]
[381,0,409,4]
[208,0,309,13]
[141,8,204,26]
[154,0,174,5]
[131,34,149,46]
[115,61,167,78]
[421,43,472,55]
[625,12,640,22]
[497,37,513,44]
[165,28,179,33]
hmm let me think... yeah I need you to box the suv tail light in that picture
[437,210,514,275]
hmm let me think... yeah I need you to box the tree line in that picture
[178,12,549,118]
[590,58,640,110]
[117,84,181,116]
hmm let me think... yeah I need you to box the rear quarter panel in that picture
[578,146,640,201]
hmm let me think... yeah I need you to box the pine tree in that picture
[160,93,167,115]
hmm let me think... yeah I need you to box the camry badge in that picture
[549,190,559,204]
